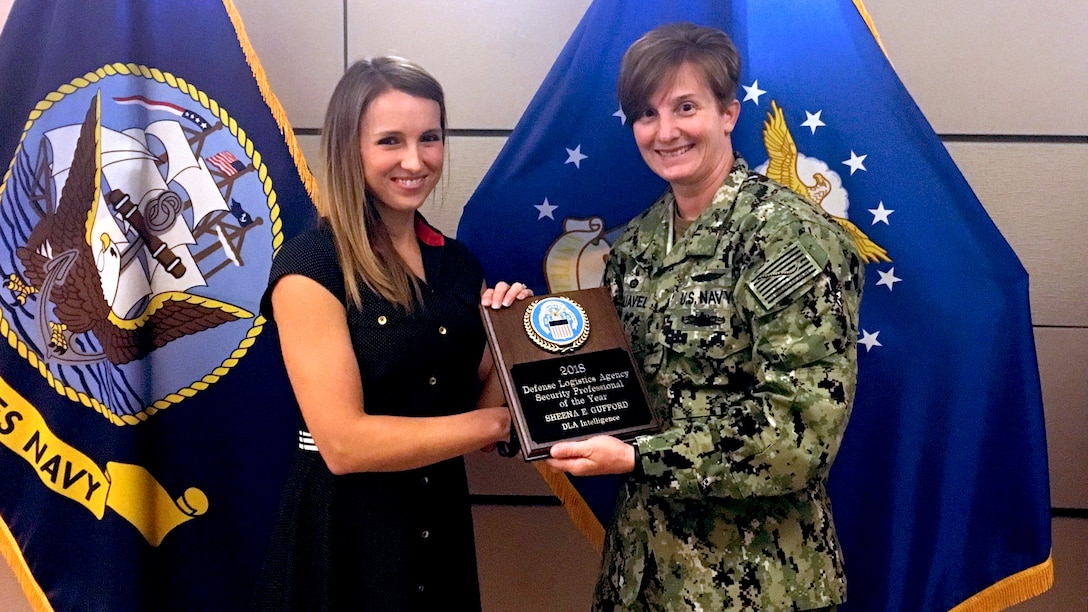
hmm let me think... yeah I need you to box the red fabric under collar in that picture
[414,214,445,247]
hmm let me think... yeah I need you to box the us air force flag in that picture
[0,0,316,609]
[458,0,1053,610]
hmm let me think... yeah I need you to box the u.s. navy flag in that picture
[0,0,316,609]
[459,0,1053,610]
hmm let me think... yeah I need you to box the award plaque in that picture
[480,286,660,460]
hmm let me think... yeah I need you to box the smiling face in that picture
[359,88,445,220]
[631,62,740,203]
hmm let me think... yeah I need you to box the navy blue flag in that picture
[0,1,316,609]
[458,1,1052,609]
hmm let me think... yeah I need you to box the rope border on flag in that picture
[0,62,277,426]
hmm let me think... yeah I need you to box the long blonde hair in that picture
[320,56,447,311]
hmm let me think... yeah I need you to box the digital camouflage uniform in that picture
[596,156,863,611]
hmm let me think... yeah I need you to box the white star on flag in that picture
[869,201,894,225]
[876,267,902,290]
[843,150,867,175]
[613,108,626,124]
[742,80,766,104]
[858,329,882,352]
[801,110,825,134]
[534,198,557,220]
[565,145,587,168]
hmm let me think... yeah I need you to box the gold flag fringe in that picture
[0,516,52,612]
[852,0,889,58]
[222,0,321,210]
[950,555,1054,612]
[533,462,605,552]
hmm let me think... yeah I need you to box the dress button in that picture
[421,476,429,485]
[377,316,387,325]
[428,376,437,386]
[417,585,425,593]
[438,326,447,335]
[421,530,430,539]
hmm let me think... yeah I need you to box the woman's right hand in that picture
[478,406,512,444]
[481,281,532,309]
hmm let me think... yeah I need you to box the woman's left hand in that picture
[481,281,533,309]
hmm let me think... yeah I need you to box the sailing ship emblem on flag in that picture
[0,1,321,604]
[0,64,279,425]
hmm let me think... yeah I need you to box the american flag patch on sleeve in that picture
[746,242,822,310]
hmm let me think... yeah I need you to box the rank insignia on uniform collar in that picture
[524,296,590,353]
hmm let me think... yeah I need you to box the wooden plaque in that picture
[480,286,660,460]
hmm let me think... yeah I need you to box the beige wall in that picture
[0,0,1084,610]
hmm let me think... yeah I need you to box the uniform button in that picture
[438,326,447,335]
[377,316,387,325]
[428,376,437,385]
[421,530,430,539]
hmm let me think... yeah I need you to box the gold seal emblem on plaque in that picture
[524,296,590,353]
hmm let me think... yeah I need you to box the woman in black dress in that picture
[254,56,527,611]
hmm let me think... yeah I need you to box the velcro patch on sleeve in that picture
[746,242,821,310]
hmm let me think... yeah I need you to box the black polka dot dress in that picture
[253,216,486,611]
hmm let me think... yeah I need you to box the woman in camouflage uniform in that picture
[546,23,863,611]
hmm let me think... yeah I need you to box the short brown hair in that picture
[618,22,741,123]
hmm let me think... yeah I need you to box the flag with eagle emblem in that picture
[458,0,1052,610]
[0,0,316,609]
